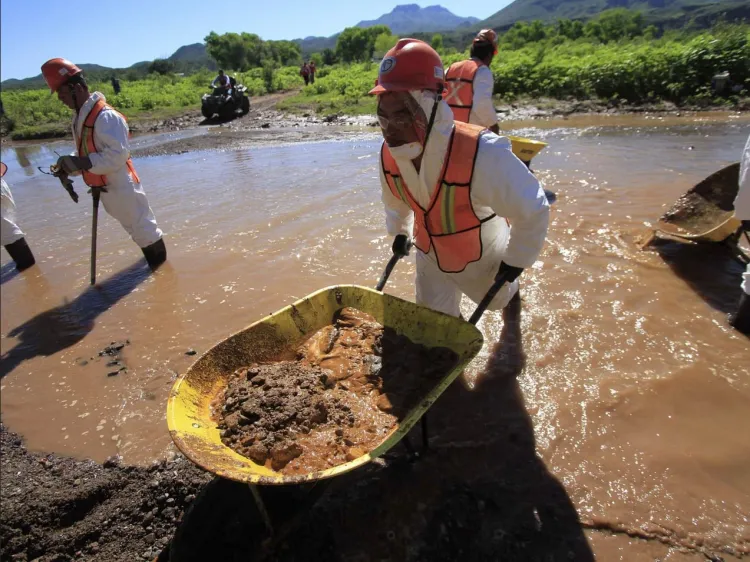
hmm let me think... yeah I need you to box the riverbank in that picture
[3,92,748,149]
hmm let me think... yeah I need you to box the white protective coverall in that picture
[735,133,750,295]
[1,178,25,246]
[468,60,498,130]
[73,92,162,248]
[379,91,550,317]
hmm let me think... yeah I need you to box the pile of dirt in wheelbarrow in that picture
[658,162,740,235]
[214,307,458,475]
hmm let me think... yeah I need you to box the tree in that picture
[584,9,645,42]
[266,40,302,66]
[336,25,392,62]
[557,19,584,40]
[374,32,399,59]
[262,60,277,92]
[204,31,265,71]
[431,33,444,53]
[322,48,338,65]
[148,58,175,75]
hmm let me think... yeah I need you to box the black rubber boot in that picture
[4,237,35,271]
[729,292,750,335]
[141,238,167,269]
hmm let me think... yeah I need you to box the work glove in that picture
[496,262,524,283]
[392,234,412,257]
[55,155,92,175]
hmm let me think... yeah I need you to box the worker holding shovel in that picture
[371,39,549,318]
[730,133,750,334]
[41,58,166,275]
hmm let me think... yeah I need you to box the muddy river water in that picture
[1,113,749,559]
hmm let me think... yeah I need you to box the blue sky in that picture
[0,0,510,81]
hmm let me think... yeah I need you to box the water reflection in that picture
[14,145,43,176]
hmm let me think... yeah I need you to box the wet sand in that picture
[1,112,749,560]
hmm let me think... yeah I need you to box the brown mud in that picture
[0,424,211,562]
[217,307,457,474]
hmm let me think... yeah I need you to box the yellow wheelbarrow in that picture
[648,162,748,264]
[164,243,514,561]
[508,135,557,205]
[508,135,548,165]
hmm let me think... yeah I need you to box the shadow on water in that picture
[0,260,153,379]
[652,237,745,314]
[162,295,594,562]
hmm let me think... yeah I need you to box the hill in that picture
[479,0,749,29]
[356,4,479,34]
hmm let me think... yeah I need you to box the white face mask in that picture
[386,141,423,160]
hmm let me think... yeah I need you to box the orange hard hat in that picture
[0,162,6,178]
[369,39,444,95]
[473,29,499,55]
[41,58,82,93]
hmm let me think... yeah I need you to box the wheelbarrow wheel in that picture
[169,476,267,562]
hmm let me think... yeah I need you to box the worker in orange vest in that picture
[41,58,166,268]
[371,39,549,317]
[1,162,36,271]
[444,29,500,133]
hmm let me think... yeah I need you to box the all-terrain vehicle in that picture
[201,76,250,119]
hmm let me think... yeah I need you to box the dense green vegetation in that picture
[0,68,304,140]
[280,12,749,115]
[1,9,747,140]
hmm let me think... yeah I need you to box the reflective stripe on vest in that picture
[444,59,482,123]
[78,99,140,188]
[381,121,496,273]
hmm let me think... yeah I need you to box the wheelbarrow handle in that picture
[376,239,413,292]
[376,252,404,292]
[467,273,511,325]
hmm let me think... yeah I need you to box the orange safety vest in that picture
[381,121,496,273]
[77,99,140,188]
[444,59,483,123]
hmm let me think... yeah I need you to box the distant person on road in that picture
[445,29,500,133]
[730,133,750,334]
[110,76,121,95]
[211,69,232,96]
[1,162,36,271]
[308,60,316,84]
[300,63,310,86]
[41,58,166,268]
[370,39,549,318]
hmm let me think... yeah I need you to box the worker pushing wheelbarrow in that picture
[162,40,553,561]
[645,134,750,334]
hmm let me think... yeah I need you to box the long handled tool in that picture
[89,186,107,285]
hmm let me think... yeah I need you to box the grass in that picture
[1,68,308,141]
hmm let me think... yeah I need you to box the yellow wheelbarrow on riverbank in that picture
[646,163,748,264]
[164,253,515,561]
